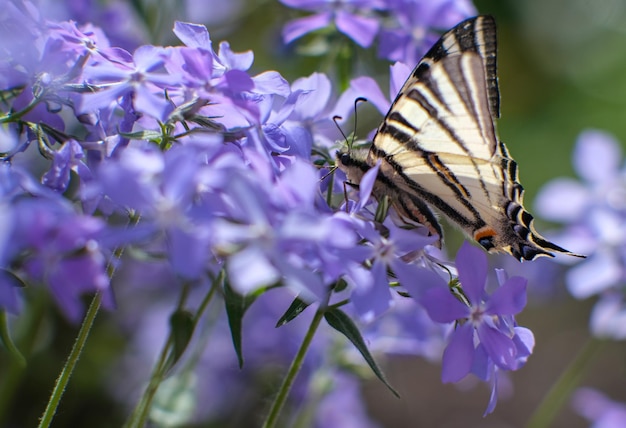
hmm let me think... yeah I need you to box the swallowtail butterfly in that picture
[337,15,582,261]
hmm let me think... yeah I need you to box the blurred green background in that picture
[3,0,626,427]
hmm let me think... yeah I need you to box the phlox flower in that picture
[0,164,113,320]
[377,0,476,64]
[535,130,626,339]
[418,242,532,414]
[280,0,386,47]
[572,388,626,427]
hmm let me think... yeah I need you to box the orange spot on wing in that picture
[474,226,497,241]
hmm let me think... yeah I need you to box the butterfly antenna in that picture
[332,115,349,145]
[352,97,367,150]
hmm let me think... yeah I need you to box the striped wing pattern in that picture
[340,15,580,261]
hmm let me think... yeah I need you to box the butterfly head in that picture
[335,146,371,182]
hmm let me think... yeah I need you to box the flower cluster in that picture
[0,0,542,425]
[280,0,477,64]
[535,130,626,339]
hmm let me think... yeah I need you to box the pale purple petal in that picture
[173,21,212,49]
[335,10,379,47]
[401,266,447,299]
[590,294,626,339]
[351,260,392,322]
[471,343,491,381]
[167,227,210,279]
[534,178,589,222]
[279,0,326,11]
[227,246,280,294]
[133,84,173,121]
[420,285,468,323]
[347,76,389,116]
[355,161,380,210]
[389,62,411,100]
[441,324,474,383]
[484,372,499,416]
[476,323,517,370]
[573,130,622,184]
[485,276,527,316]
[133,45,169,72]
[455,242,487,304]
[253,71,290,97]
[566,251,622,298]
[291,72,331,119]
[217,41,254,71]
[282,12,332,44]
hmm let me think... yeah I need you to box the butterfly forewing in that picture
[338,15,583,261]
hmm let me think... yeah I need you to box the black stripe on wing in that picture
[414,15,499,119]
[369,145,485,232]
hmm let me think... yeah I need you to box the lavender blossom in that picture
[377,0,476,64]
[418,242,533,414]
[536,130,626,340]
[279,0,386,47]
[572,388,626,427]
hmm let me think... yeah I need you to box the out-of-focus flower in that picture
[377,0,476,64]
[535,130,626,339]
[572,388,626,427]
[280,0,386,47]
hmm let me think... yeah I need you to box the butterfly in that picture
[337,15,583,261]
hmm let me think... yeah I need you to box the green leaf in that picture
[119,130,164,141]
[324,308,399,397]
[374,194,391,224]
[275,297,311,327]
[223,280,267,368]
[165,309,195,372]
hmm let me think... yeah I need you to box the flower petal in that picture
[419,285,468,323]
[573,130,622,184]
[441,324,474,383]
[282,12,332,44]
[455,242,487,304]
[335,10,379,47]
[485,276,528,316]
[477,323,517,370]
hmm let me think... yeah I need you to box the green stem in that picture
[526,337,605,428]
[125,273,221,428]
[124,335,173,428]
[261,297,329,428]
[37,292,103,428]
[0,311,26,367]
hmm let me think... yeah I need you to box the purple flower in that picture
[572,388,626,427]
[80,45,177,121]
[377,0,476,64]
[42,139,93,193]
[95,144,218,279]
[535,130,626,338]
[9,198,113,321]
[284,72,344,150]
[418,242,532,413]
[363,293,449,360]
[350,218,438,320]
[314,371,380,428]
[280,0,386,47]
[589,293,626,339]
[210,156,371,300]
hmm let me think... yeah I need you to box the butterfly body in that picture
[337,15,582,261]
